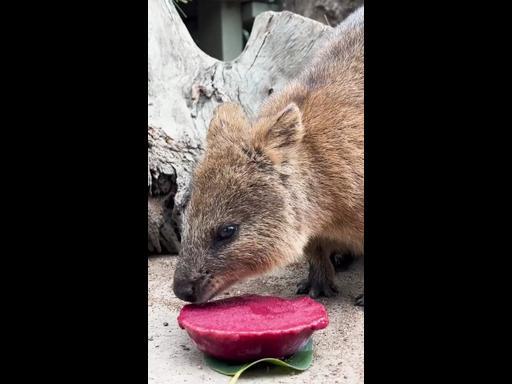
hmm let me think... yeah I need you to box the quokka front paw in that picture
[296,276,339,298]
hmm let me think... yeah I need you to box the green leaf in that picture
[204,338,313,384]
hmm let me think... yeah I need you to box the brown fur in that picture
[173,7,364,303]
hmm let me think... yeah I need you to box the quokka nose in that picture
[173,281,197,302]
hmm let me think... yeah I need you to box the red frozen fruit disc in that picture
[177,294,329,362]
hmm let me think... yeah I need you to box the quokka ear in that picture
[206,102,249,146]
[252,103,304,163]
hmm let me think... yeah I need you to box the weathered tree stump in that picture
[148,0,334,254]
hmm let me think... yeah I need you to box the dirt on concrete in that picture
[148,255,364,384]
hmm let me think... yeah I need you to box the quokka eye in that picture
[215,224,238,242]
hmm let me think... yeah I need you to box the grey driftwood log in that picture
[148,0,334,254]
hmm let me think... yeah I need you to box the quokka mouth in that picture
[194,265,276,303]
[194,276,241,303]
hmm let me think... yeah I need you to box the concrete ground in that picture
[148,255,364,384]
